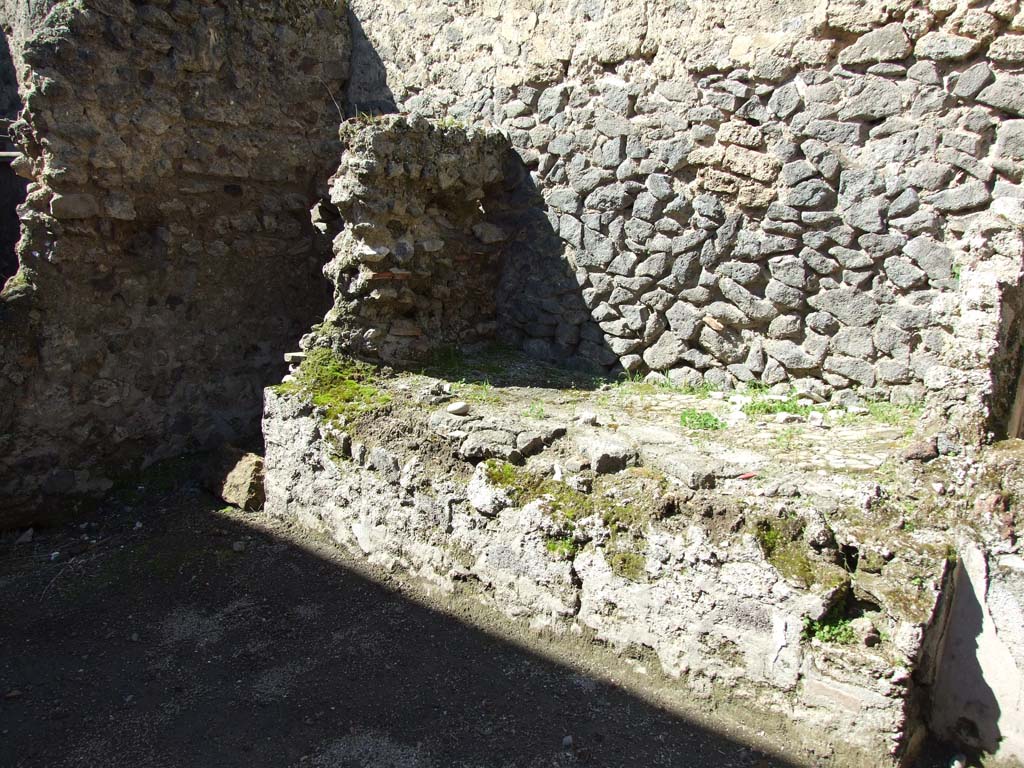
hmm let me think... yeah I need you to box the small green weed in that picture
[524,401,547,420]
[772,427,802,451]
[802,614,856,644]
[802,600,858,645]
[437,115,467,130]
[754,519,782,555]
[679,408,726,431]
[354,111,384,125]
[545,535,580,559]
[608,372,711,399]
[483,459,520,489]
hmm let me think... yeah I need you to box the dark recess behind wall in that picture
[0,32,26,283]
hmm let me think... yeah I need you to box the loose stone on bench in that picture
[576,434,638,474]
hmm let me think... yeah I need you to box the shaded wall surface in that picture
[349,0,1024,441]
[0,30,25,282]
[0,0,351,524]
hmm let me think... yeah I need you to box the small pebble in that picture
[902,438,939,463]
[562,735,573,750]
[447,401,470,416]
[576,410,598,426]
[951,754,967,768]
[232,541,246,553]
[890,667,910,684]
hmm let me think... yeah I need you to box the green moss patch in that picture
[608,550,646,581]
[753,516,846,589]
[277,348,391,422]
[483,460,603,523]
[483,460,656,573]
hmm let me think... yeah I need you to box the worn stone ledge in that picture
[261,348,1016,765]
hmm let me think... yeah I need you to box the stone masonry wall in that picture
[317,115,606,368]
[0,0,351,524]
[349,0,1024,441]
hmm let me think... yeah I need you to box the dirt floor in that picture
[1,456,956,768]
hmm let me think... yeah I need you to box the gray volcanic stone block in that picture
[924,182,992,213]
[954,63,995,99]
[979,76,1024,116]
[915,32,982,61]
[807,288,881,326]
[838,23,911,65]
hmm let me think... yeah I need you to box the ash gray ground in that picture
[0,465,954,768]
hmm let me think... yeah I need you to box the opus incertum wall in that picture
[349,0,1024,444]
[0,0,350,524]
[5,0,1024,521]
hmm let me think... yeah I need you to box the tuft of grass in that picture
[276,348,390,422]
[437,115,467,130]
[609,373,713,399]
[742,392,811,418]
[865,400,923,435]
[482,460,656,572]
[679,408,726,431]
[483,459,520,489]
[482,460,595,522]
[460,379,499,404]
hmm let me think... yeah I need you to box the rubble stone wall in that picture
[316,116,607,368]
[349,0,1024,439]
[262,381,951,766]
[0,0,351,524]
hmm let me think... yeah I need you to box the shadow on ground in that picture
[1,458,954,767]
[410,343,612,393]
